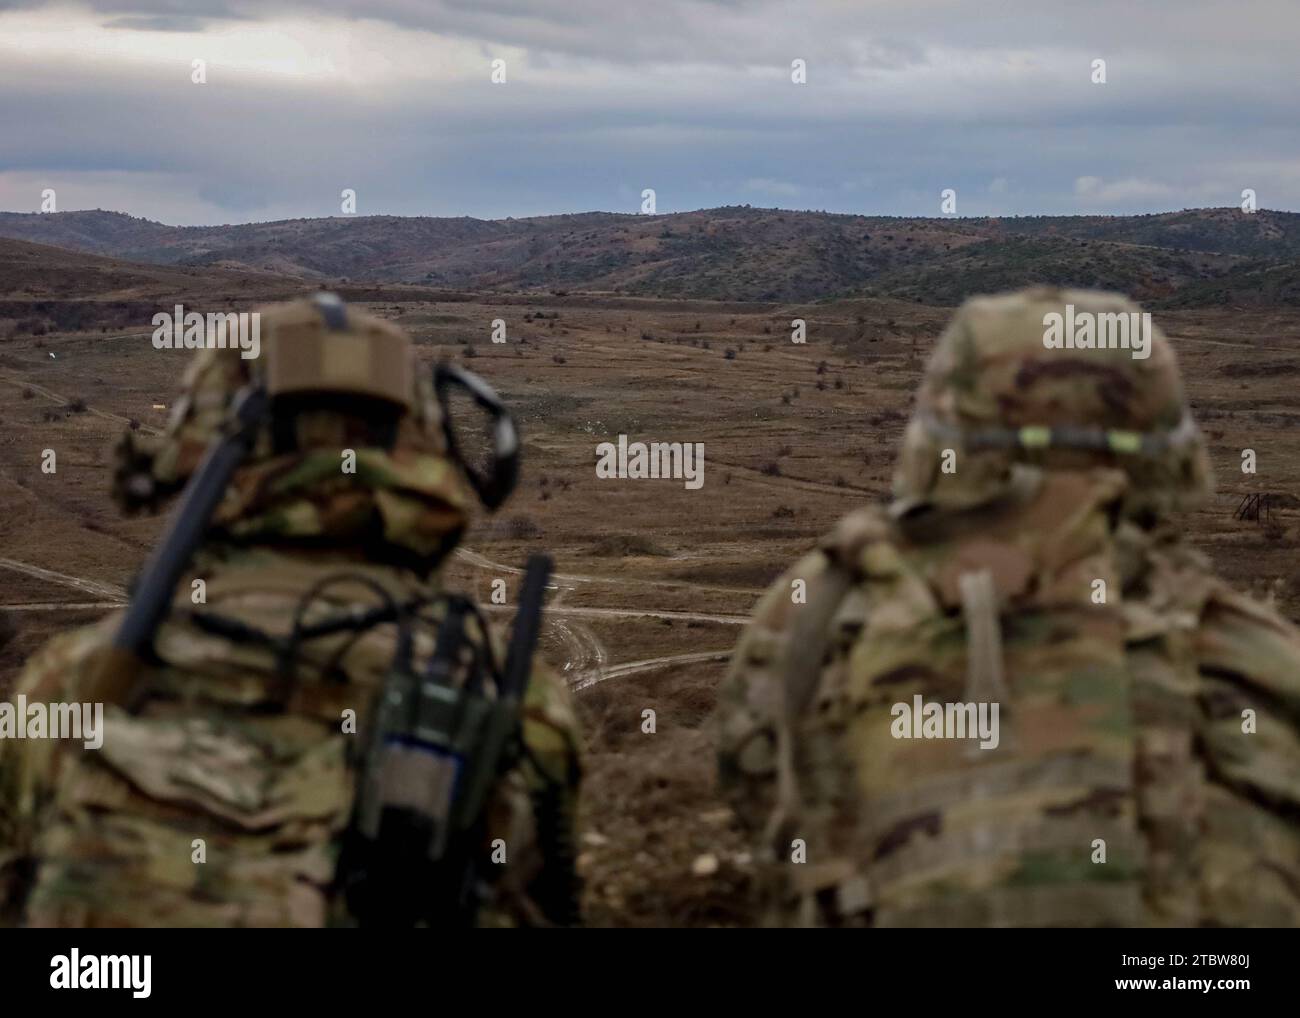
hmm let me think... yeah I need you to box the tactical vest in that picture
[11,549,577,928]
[778,467,1215,927]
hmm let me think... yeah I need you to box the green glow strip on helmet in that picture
[1106,430,1143,455]
[918,412,1200,457]
[1017,426,1051,449]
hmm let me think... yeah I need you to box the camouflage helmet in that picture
[892,287,1212,514]
[114,293,472,566]
[260,293,417,410]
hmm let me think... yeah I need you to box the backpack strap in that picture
[766,560,853,852]
[958,568,1009,734]
[765,511,882,864]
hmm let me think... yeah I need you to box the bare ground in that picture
[3,291,1299,926]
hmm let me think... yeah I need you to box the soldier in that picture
[0,294,581,927]
[718,287,1300,927]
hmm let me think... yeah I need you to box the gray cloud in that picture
[102,14,222,30]
[1,1,1298,224]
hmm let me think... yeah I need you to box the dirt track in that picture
[0,375,756,690]
[0,545,747,683]
[0,370,163,436]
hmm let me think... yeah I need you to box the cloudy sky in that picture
[1,0,1297,225]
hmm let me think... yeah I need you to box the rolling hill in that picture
[1,206,1298,307]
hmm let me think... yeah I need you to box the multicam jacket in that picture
[0,339,581,927]
[718,466,1300,927]
[0,547,580,928]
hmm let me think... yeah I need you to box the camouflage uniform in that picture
[0,297,580,927]
[719,287,1300,927]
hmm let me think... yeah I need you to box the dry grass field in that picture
[3,260,1299,925]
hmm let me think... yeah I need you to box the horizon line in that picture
[0,204,1293,230]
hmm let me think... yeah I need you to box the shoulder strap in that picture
[958,568,1008,705]
[764,521,867,855]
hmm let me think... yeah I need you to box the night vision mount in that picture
[433,362,519,511]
